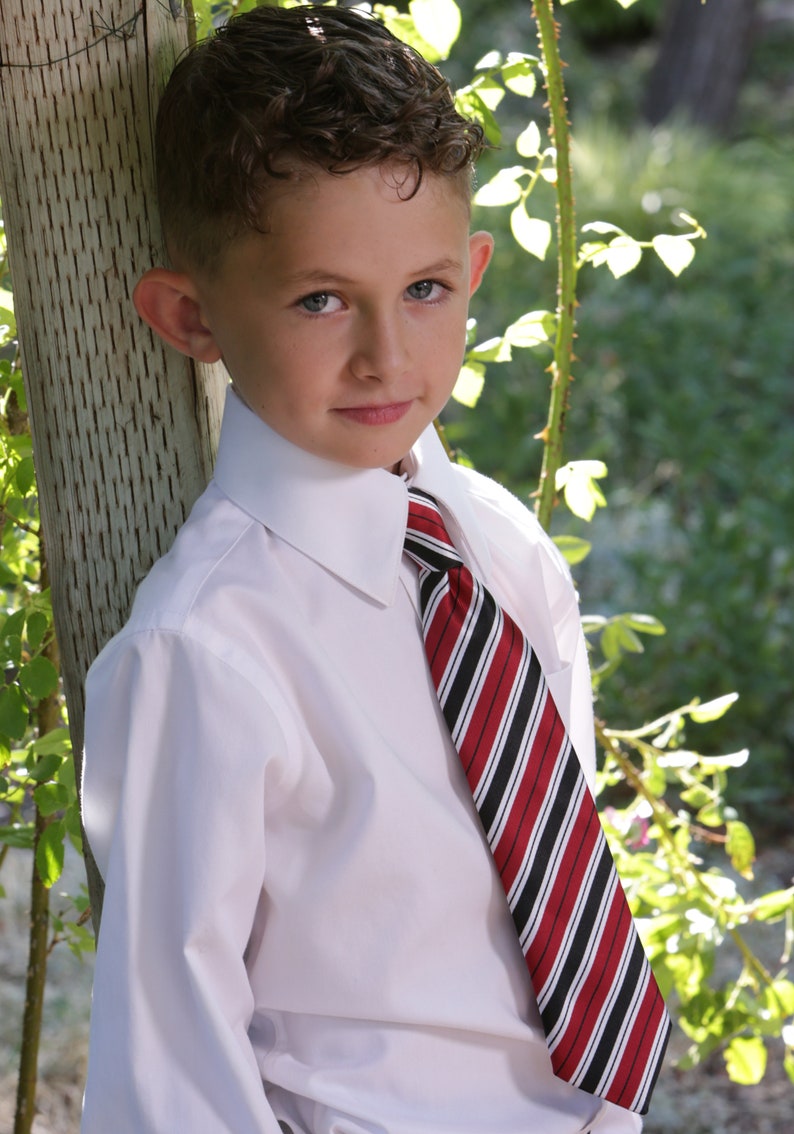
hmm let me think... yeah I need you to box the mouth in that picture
[334,400,413,426]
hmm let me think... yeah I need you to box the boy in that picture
[81,6,666,1132]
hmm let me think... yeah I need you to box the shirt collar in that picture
[213,386,492,606]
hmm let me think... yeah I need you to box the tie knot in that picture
[404,488,463,574]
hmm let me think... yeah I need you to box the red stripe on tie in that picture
[456,618,525,786]
[424,571,476,684]
[605,977,669,1110]
[550,884,636,1073]
[490,692,562,889]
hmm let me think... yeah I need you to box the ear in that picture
[467,231,494,297]
[132,268,222,363]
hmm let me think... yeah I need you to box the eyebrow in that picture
[283,257,466,288]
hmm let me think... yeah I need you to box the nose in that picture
[349,309,410,382]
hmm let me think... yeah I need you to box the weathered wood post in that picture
[0,0,227,921]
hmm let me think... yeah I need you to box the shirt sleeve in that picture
[81,628,287,1134]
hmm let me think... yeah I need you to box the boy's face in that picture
[176,165,493,471]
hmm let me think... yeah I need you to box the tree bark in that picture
[644,0,759,133]
[0,0,227,924]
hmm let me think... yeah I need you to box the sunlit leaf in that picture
[726,820,755,879]
[698,749,749,771]
[473,166,527,207]
[469,336,512,362]
[555,460,607,521]
[409,0,461,59]
[603,236,643,279]
[581,220,627,237]
[553,535,591,565]
[653,234,696,276]
[502,56,538,98]
[452,362,485,408]
[516,120,541,158]
[510,204,552,260]
[504,309,555,348]
[724,1036,767,1085]
[689,692,738,723]
[621,613,666,635]
[749,888,794,923]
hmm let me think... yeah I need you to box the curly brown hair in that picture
[155,3,485,274]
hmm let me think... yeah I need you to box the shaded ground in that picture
[1,843,792,1132]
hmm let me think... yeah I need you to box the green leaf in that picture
[680,784,712,810]
[30,726,72,757]
[25,610,49,651]
[0,823,35,849]
[14,456,35,496]
[724,1036,767,1086]
[553,535,592,566]
[620,613,666,636]
[33,781,70,817]
[696,801,725,828]
[510,204,552,260]
[1,608,27,641]
[1,633,22,668]
[466,75,505,112]
[652,233,696,276]
[689,692,739,723]
[726,820,755,878]
[473,166,527,207]
[785,1047,794,1085]
[762,979,794,1017]
[602,620,644,660]
[409,0,461,59]
[452,363,486,408]
[0,685,28,739]
[455,89,501,144]
[749,887,794,923]
[36,819,66,888]
[19,656,59,701]
[27,752,63,783]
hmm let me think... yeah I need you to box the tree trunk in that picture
[644,0,759,133]
[0,0,228,924]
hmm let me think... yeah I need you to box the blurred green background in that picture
[441,0,794,831]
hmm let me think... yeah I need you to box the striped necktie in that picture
[404,487,670,1115]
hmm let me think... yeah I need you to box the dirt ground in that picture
[1,843,792,1133]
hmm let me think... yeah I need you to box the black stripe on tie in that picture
[477,647,544,834]
[435,579,498,739]
[534,838,616,1032]
[573,934,652,1099]
[508,742,584,937]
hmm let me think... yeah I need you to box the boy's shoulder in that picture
[449,461,572,581]
[120,481,258,637]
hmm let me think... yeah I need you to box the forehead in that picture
[215,164,472,283]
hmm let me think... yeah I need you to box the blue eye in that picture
[299,293,330,313]
[407,280,436,300]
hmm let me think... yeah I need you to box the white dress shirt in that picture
[81,387,641,1134]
